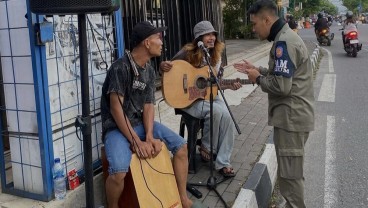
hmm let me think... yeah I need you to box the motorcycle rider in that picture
[342,11,357,45]
[314,13,329,38]
[327,15,333,26]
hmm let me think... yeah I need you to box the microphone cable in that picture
[86,16,108,70]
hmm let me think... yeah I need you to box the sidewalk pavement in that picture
[0,38,320,208]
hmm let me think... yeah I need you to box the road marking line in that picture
[318,74,336,102]
[324,115,338,208]
[323,48,334,73]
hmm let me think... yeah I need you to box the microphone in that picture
[197,41,210,57]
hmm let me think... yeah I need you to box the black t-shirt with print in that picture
[100,55,156,140]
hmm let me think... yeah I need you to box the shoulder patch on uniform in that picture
[274,41,295,78]
[276,45,283,58]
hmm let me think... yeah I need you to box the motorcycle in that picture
[341,29,362,57]
[317,28,334,46]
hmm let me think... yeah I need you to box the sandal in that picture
[219,167,236,177]
[198,145,211,162]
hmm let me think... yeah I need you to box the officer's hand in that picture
[233,60,256,74]
[160,61,173,72]
[246,68,261,83]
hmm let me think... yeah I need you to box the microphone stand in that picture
[75,14,95,208]
[187,50,241,208]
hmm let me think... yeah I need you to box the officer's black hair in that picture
[247,0,278,16]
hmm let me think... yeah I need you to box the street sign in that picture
[277,0,282,6]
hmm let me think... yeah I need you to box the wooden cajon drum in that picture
[101,146,139,208]
[101,143,182,208]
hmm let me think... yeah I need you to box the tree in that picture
[299,0,322,17]
[343,0,368,13]
[223,0,247,39]
[320,0,338,15]
[290,0,337,18]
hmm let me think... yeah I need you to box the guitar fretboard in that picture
[221,79,253,85]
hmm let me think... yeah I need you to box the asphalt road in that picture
[299,22,368,208]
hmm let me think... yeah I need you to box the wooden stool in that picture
[101,146,139,208]
[174,109,204,174]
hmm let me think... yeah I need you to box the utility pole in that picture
[244,0,247,25]
[277,0,283,18]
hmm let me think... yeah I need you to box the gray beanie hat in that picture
[193,21,218,40]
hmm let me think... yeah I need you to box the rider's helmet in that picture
[346,11,353,18]
[318,13,324,18]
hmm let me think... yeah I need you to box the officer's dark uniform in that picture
[257,19,315,208]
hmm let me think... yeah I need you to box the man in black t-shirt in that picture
[101,21,201,208]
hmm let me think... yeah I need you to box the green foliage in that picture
[343,0,368,12]
[223,0,242,38]
[223,0,250,39]
[290,10,303,20]
[290,0,338,17]
[321,0,338,15]
[299,0,321,16]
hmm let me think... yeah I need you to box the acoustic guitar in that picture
[162,60,253,108]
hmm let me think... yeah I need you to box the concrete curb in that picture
[310,44,321,72]
[232,44,322,208]
[232,134,277,208]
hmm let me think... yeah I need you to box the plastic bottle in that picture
[53,158,66,200]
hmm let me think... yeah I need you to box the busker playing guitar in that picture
[160,21,241,177]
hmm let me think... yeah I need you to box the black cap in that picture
[131,21,167,48]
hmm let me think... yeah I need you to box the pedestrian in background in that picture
[234,0,315,207]
[287,15,298,33]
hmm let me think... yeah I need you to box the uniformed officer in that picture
[234,0,315,207]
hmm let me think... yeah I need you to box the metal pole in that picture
[277,0,282,18]
[78,13,95,208]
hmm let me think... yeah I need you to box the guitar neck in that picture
[221,78,253,85]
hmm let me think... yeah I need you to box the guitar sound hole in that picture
[196,77,208,90]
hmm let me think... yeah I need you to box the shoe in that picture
[219,167,236,177]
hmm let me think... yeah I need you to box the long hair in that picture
[345,17,356,24]
[182,35,225,68]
